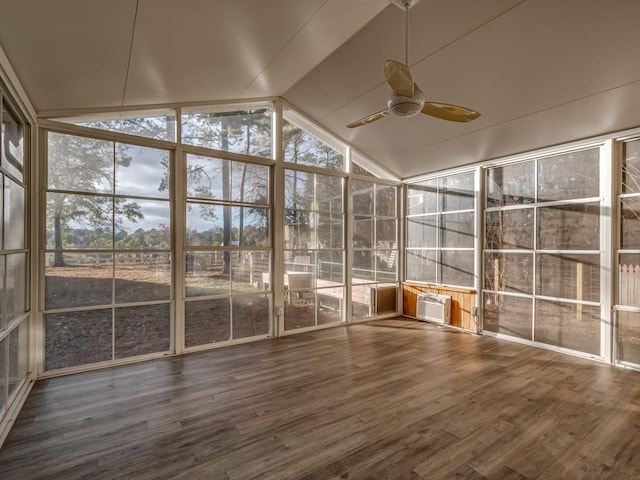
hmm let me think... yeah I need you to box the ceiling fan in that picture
[347,0,480,128]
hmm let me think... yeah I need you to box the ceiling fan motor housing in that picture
[387,94,424,117]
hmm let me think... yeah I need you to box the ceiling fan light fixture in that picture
[387,95,424,117]
[345,0,480,128]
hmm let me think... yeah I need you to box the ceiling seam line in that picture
[410,0,528,69]
[236,0,331,99]
[318,0,529,121]
[121,0,140,107]
[415,77,640,151]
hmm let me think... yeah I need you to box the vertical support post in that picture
[272,100,285,337]
[601,139,615,363]
[576,262,583,321]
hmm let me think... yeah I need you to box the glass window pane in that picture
[45,309,112,370]
[353,250,374,282]
[407,216,437,248]
[185,203,225,246]
[284,170,311,210]
[284,293,315,331]
[283,120,344,171]
[6,253,26,322]
[407,181,438,215]
[622,140,640,194]
[317,175,343,212]
[441,171,474,212]
[536,254,600,302]
[237,206,269,247]
[45,253,113,309]
[376,218,396,247]
[351,283,376,318]
[484,252,533,294]
[186,155,226,200]
[249,252,271,292]
[284,210,312,249]
[441,250,474,287]
[537,148,599,201]
[353,216,373,249]
[232,294,269,339]
[318,288,343,324]
[285,251,315,274]
[406,250,437,283]
[231,251,265,294]
[8,321,29,401]
[182,108,273,159]
[616,310,640,365]
[351,161,374,177]
[63,112,176,142]
[534,299,600,355]
[621,197,640,249]
[441,212,474,248]
[618,254,640,307]
[1,103,24,181]
[115,253,170,303]
[115,304,170,358]
[352,181,374,215]
[4,177,25,249]
[115,144,169,198]
[185,251,230,297]
[317,250,344,287]
[376,250,397,282]
[486,161,535,207]
[47,133,113,193]
[115,199,170,249]
[231,162,269,205]
[537,203,599,250]
[485,209,533,250]
[375,186,396,217]
[46,193,113,249]
[185,298,231,347]
[318,213,343,249]
[483,293,532,340]
[187,155,269,204]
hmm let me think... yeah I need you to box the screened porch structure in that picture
[2,2,640,472]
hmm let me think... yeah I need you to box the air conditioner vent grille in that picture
[416,293,451,324]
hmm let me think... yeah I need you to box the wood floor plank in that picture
[3,318,640,479]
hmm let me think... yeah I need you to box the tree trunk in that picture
[221,123,231,275]
[53,208,65,267]
[238,123,251,246]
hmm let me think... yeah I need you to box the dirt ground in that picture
[44,264,269,370]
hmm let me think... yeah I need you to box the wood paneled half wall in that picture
[402,282,478,332]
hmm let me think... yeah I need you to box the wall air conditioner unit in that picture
[416,293,451,324]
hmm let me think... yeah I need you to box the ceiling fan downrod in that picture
[404,1,410,66]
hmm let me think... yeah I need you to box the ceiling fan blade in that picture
[384,60,414,98]
[346,109,390,129]
[421,102,481,122]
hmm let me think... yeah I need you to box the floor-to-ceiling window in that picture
[616,138,640,366]
[0,94,29,429]
[483,147,603,357]
[181,106,273,348]
[405,171,475,288]
[44,131,173,371]
[183,152,271,347]
[39,101,399,373]
[282,110,346,330]
[351,179,398,319]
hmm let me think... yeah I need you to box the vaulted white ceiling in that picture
[1,0,640,179]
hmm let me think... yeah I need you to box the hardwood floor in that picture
[2,317,640,479]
